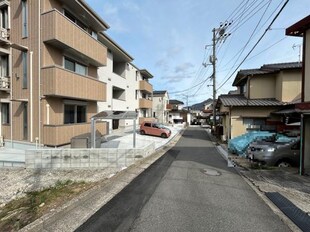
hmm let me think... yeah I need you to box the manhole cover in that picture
[201,169,221,176]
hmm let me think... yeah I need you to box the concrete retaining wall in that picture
[25,143,155,169]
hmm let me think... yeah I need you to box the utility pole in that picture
[210,22,231,129]
[212,28,217,128]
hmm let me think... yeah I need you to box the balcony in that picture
[0,77,10,92]
[43,122,107,146]
[42,66,106,101]
[41,10,107,67]
[139,98,152,109]
[139,80,152,93]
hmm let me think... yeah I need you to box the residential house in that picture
[216,62,302,140]
[167,100,187,124]
[152,90,169,124]
[0,0,109,147]
[286,15,310,174]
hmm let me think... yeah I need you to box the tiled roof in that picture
[218,95,284,107]
[233,62,302,86]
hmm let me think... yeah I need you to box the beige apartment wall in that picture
[230,106,280,138]
[43,121,107,146]
[43,44,63,67]
[249,74,276,99]
[42,0,62,13]
[305,30,310,102]
[41,66,106,101]
[277,70,301,102]
[10,0,41,142]
[43,98,98,126]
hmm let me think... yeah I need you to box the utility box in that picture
[71,131,102,148]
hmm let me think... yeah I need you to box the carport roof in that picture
[91,111,138,119]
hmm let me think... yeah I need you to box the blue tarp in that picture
[228,131,275,156]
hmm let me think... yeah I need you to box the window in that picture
[64,57,87,76]
[22,0,28,37]
[1,103,9,124]
[64,103,86,124]
[22,52,27,88]
[112,86,126,101]
[0,55,8,77]
[0,6,8,29]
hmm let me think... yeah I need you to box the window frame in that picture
[64,102,87,124]
[22,51,28,89]
[1,103,9,124]
[64,57,87,76]
[22,0,28,38]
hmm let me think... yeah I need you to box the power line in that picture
[217,0,289,92]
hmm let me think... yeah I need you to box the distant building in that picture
[152,91,170,124]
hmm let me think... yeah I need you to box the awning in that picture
[91,110,138,120]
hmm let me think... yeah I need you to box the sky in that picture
[85,0,309,106]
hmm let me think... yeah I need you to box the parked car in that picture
[247,139,300,167]
[140,122,171,138]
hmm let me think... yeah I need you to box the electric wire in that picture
[216,0,290,91]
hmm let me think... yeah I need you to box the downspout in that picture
[38,0,41,147]
[10,47,13,147]
[30,51,33,142]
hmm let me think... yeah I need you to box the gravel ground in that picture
[0,167,120,207]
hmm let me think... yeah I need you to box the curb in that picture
[20,129,185,232]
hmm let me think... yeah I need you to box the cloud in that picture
[164,73,193,83]
[175,62,194,73]
[167,46,183,58]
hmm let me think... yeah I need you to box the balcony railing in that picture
[139,98,152,109]
[42,66,106,101]
[139,80,152,93]
[0,77,10,91]
[41,10,107,67]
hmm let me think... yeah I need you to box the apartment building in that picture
[0,0,108,147]
[97,33,155,131]
[152,90,169,124]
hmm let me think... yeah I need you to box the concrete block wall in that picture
[25,143,155,169]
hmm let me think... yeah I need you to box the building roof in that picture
[98,33,133,62]
[233,62,302,86]
[140,69,153,79]
[169,100,184,105]
[217,94,284,107]
[153,90,168,96]
[286,15,310,37]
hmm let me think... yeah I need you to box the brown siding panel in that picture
[42,66,106,101]
[139,99,152,109]
[139,80,153,93]
[43,122,107,146]
[41,10,107,66]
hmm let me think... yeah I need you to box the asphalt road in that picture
[76,127,291,232]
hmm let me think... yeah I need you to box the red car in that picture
[140,122,171,138]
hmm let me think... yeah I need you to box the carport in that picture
[90,111,138,148]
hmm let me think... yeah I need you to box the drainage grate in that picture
[266,192,310,232]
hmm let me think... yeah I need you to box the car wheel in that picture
[161,133,167,138]
[140,130,145,135]
[277,160,291,168]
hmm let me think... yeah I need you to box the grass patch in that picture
[0,180,95,231]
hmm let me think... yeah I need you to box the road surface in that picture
[76,127,290,232]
